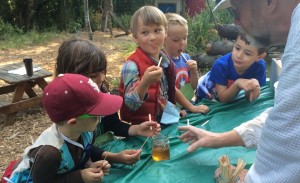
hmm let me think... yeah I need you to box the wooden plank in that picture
[0,84,17,95]
[36,79,48,90]
[0,97,42,115]
[2,97,42,126]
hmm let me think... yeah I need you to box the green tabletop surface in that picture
[100,86,274,183]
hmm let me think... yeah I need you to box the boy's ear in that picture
[134,37,139,45]
[266,0,278,13]
[256,52,267,62]
[67,118,77,125]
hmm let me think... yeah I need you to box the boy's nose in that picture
[236,51,243,58]
[149,33,156,40]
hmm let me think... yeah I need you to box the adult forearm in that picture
[213,130,245,148]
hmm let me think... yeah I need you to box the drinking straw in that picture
[187,119,190,126]
[149,114,152,130]
[157,57,162,67]
[181,53,189,62]
[201,120,209,126]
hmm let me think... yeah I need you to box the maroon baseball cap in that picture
[43,73,123,123]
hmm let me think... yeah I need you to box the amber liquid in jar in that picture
[152,134,170,161]
[152,145,170,161]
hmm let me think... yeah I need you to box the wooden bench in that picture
[0,62,52,128]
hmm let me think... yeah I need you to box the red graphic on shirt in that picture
[227,80,234,88]
[175,68,190,88]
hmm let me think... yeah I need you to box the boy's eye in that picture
[234,45,241,50]
[141,31,148,35]
[155,28,162,33]
[245,52,252,56]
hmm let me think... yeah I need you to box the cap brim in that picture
[213,0,232,12]
[89,93,123,116]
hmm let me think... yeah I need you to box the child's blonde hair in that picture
[165,13,187,27]
[130,6,167,38]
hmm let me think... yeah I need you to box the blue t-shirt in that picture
[172,53,191,89]
[196,52,266,102]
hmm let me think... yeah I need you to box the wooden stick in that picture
[140,136,150,150]
[100,143,114,169]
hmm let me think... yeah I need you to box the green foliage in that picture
[114,0,154,15]
[0,29,63,49]
[112,14,131,30]
[185,1,233,55]
[0,18,23,40]
[90,10,103,32]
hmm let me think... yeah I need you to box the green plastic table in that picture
[100,86,274,183]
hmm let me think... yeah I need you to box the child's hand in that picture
[236,78,260,101]
[117,149,142,165]
[189,104,209,114]
[89,160,111,175]
[186,60,198,73]
[81,167,104,183]
[180,110,187,117]
[137,121,161,137]
[142,66,163,85]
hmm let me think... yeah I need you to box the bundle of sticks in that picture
[217,155,246,183]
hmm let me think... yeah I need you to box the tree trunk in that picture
[59,0,70,31]
[83,0,93,40]
[25,0,33,30]
[215,23,240,40]
[206,40,234,56]
[101,0,113,32]
[15,0,33,31]
[191,54,221,69]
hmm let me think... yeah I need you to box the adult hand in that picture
[117,149,142,165]
[214,165,248,183]
[178,125,219,152]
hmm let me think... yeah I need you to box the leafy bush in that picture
[186,1,233,55]
[0,18,23,40]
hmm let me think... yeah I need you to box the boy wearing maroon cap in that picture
[4,74,122,183]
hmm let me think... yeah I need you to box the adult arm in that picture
[179,126,244,152]
[179,107,271,151]
[234,107,271,148]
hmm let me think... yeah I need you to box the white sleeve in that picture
[234,107,272,148]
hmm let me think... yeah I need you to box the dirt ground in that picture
[0,30,133,175]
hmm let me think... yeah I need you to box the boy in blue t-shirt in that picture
[196,32,267,103]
